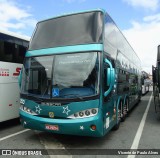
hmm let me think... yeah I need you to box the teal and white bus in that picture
[19,9,142,137]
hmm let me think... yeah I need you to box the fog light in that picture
[90,125,96,131]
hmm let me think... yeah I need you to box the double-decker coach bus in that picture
[0,30,29,122]
[153,45,160,113]
[19,9,141,137]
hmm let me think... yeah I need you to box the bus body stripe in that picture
[26,44,103,57]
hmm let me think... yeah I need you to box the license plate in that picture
[45,124,59,131]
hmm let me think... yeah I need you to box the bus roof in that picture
[37,9,105,24]
[0,29,30,41]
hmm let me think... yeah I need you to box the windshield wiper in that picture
[25,94,44,102]
[60,94,83,100]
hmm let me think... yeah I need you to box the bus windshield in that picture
[29,11,103,50]
[21,52,100,99]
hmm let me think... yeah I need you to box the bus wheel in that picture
[123,98,129,117]
[112,105,121,130]
[121,100,126,122]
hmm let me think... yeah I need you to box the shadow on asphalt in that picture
[36,129,107,150]
[0,118,20,130]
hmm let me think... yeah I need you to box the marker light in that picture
[90,125,96,131]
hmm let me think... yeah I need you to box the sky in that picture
[0,0,160,74]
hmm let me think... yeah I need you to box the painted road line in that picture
[36,131,72,158]
[0,129,30,142]
[127,92,153,158]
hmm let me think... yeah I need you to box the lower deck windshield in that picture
[21,52,100,99]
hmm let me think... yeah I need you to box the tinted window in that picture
[104,13,141,71]
[29,11,103,50]
[0,33,28,63]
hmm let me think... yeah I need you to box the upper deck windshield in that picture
[21,52,100,100]
[29,11,103,50]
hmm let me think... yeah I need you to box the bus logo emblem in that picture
[49,112,54,118]
[13,67,21,76]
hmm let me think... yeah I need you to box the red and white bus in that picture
[0,30,29,122]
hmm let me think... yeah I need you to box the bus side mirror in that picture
[18,70,22,89]
[107,67,115,86]
[104,59,115,97]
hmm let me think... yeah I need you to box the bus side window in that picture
[19,45,27,62]
[4,41,14,62]
[13,44,27,63]
[0,40,4,61]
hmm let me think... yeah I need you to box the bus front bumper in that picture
[20,110,104,137]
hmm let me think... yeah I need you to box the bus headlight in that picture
[20,105,37,115]
[91,109,97,114]
[79,111,84,117]
[68,108,98,119]
[85,110,90,116]
[74,113,78,117]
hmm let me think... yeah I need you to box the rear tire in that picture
[112,106,121,130]
[121,101,126,122]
